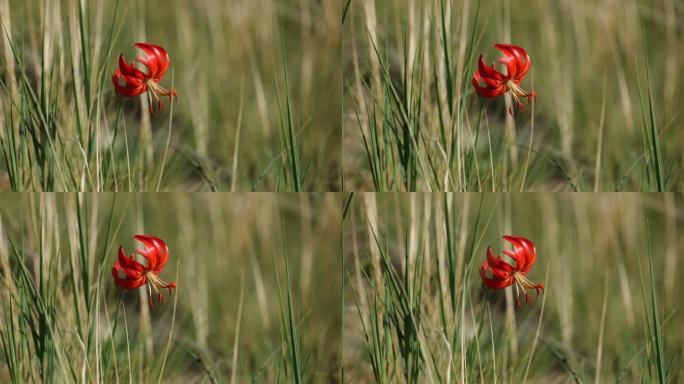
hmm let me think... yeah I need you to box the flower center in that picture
[145,80,177,114]
[506,80,536,114]
[145,272,176,307]
[512,271,544,307]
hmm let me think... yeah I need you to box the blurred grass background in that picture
[0,0,340,191]
[0,193,342,382]
[343,0,684,191]
[344,193,683,382]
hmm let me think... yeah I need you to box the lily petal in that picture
[134,43,169,80]
[134,234,169,272]
[112,262,146,289]
[480,261,514,289]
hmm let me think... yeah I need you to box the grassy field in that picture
[0,0,340,191]
[343,193,683,382]
[0,193,343,382]
[3,0,684,192]
[3,0,684,383]
[1,192,682,383]
[343,0,684,191]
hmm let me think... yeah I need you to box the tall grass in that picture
[344,193,683,382]
[343,0,682,191]
[0,193,342,382]
[0,0,341,191]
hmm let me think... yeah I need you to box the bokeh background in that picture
[344,193,683,382]
[343,0,684,191]
[0,193,342,382]
[0,0,340,191]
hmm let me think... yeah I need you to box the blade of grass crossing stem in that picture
[77,0,91,113]
[342,0,352,25]
[1,292,19,382]
[277,34,301,191]
[636,33,664,191]
[637,224,665,384]
[229,273,245,384]
[0,100,21,190]
[443,194,457,312]
[431,209,449,331]
[276,224,302,383]
[230,78,245,192]
[75,195,91,313]
[348,269,383,382]
[354,97,379,189]
[637,250,652,377]
[647,223,666,383]
[340,193,354,382]
[439,0,454,114]
[644,39,664,191]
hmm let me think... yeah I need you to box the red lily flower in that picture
[112,43,177,115]
[480,235,544,307]
[112,235,176,307]
[472,44,536,115]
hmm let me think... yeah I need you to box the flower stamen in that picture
[512,272,544,308]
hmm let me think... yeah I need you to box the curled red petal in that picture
[134,234,169,272]
[477,55,504,82]
[486,247,513,272]
[134,43,169,81]
[494,44,519,80]
[112,82,146,97]
[117,246,145,272]
[480,260,514,289]
[472,75,506,98]
[518,236,537,273]
[474,68,503,90]
[112,70,147,97]
[117,54,145,80]
[112,263,145,289]
[495,44,531,83]
[502,235,536,273]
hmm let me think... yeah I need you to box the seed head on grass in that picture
[112,43,178,115]
[112,234,177,308]
[480,235,544,307]
[472,44,536,116]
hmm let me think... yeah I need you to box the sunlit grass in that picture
[343,193,683,382]
[0,0,341,191]
[0,193,342,382]
[343,0,683,191]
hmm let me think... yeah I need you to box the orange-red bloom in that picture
[472,44,536,115]
[112,235,176,307]
[480,235,544,307]
[112,42,177,114]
